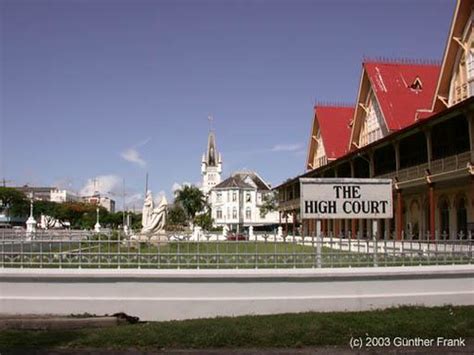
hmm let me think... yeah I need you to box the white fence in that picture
[1,265,473,321]
[0,231,472,269]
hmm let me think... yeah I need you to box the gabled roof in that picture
[213,171,271,191]
[349,60,441,150]
[214,176,253,189]
[432,0,472,112]
[313,105,354,160]
[363,61,441,130]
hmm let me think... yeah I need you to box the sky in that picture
[0,0,455,210]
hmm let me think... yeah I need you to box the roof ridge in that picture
[314,101,354,108]
[362,56,441,66]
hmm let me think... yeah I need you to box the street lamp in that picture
[94,207,101,232]
[26,192,36,236]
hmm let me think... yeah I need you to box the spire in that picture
[204,114,219,167]
[206,131,218,167]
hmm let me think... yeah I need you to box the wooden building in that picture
[276,0,474,240]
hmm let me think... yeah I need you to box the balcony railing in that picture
[377,151,471,182]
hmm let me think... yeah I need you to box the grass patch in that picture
[0,306,473,351]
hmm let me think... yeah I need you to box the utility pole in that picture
[122,178,126,228]
[0,178,13,187]
[145,172,149,195]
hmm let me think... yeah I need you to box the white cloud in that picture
[80,175,122,196]
[172,181,191,194]
[271,143,303,152]
[154,190,166,205]
[125,192,144,212]
[120,138,150,167]
[121,148,146,167]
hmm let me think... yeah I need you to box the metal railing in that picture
[377,151,471,181]
[0,229,472,269]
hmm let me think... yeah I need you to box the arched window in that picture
[456,197,467,238]
[439,199,450,239]
[245,207,251,220]
[409,200,420,239]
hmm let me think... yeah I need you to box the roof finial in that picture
[208,114,214,131]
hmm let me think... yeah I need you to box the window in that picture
[216,192,222,202]
[468,50,474,81]
[359,91,384,147]
[409,76,423,91]
[232,192,237,202]
[245,207,251,219]
[246,192,251,203]
[216,208,222,219]
[232,207,237,219]
[314,131,327,168]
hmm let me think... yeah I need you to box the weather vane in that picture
[208,114,214,131]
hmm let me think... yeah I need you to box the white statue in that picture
[141,190,167,235]
[130,190,168,244]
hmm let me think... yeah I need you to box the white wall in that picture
[1,265,473,321]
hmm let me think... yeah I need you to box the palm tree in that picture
[174,185,207,225]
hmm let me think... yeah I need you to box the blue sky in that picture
[1,0,455,209]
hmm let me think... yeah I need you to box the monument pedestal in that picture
[129,231,168,246]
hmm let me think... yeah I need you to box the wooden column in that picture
[429,184,435,240]
[394,141,400,173]
[425,129,433,169]
[351,219,357,239]
[468,112,474,162]
[334,220,340,237]
[396,189,403,240]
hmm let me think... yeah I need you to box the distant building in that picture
[50,189,79,203]
[82,194,116,213]
[13,186,54,201]
[209,171,280,232]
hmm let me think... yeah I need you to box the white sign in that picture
[300,178,393,219]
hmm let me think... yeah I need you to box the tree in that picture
[260,192,278,218]
[194,210,213,231]
[33,201,60,218]
[54,202,105,229]
[174,185,207,225]
[166,204,187,226]
[0,187,28,217]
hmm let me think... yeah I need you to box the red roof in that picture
[363,61,440,130]
[315,105,355,159]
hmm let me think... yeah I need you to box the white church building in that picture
[201,128,280,232]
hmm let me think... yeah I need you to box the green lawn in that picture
[1,306,473,351]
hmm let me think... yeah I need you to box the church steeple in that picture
[204,131,219,167]
[201,115,222,195]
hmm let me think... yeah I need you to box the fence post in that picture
[469,230,472,265]
[373,236,378,267]
[316,234,322,268]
